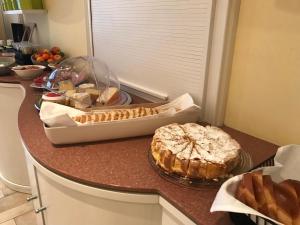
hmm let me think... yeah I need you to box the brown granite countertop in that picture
[0,75,278,225]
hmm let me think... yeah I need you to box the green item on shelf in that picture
[16,0,32,9]
[5,0,13,10]
[31,0,42,9]
[16,0,43,9]
[10,0,18,10]
[0,0,7,10]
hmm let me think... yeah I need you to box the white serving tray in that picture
[43,103,200,145]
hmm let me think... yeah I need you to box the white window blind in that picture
[90,0,214,106]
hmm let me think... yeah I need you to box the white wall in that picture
[225,0,300,145]
[43,0,88,57]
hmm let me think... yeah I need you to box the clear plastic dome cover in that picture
[46,56,121,107]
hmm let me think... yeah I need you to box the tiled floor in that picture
[0,181,37,225]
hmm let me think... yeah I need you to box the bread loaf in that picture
[236,172,300,225]
[72,107,159,124]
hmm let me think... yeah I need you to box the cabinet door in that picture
[161,209,186,225]
[35,170,161,225]
[25,155,45,225]
[0,83,30,188]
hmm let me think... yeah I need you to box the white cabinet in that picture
[24,149,163,225]
[37,171,161,225]
[24,148,197,225]
[162,209,185,225]
[25,156,45,225]
[0,83,30,193]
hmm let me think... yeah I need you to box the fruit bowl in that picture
[31,55,65,67]
[31,55,48,66]
[31,47,65,67]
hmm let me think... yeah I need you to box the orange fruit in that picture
[42,53,50,60]
[36,56,45,62]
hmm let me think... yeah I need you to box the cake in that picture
[72,92,92,109]
[65,89,77,107]
[98,87,120,105]
[85,88,100,104]
[78,83,95,89]
[151,123,241,179]
[58,80,75,91]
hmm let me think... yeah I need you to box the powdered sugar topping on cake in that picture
[153,123,241,164]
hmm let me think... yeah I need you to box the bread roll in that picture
[252,172,268,215]
[278,180,300,225]
[236,172,258,210]
[262,175,277,219]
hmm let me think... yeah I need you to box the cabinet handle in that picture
[27,196,38,201]
[35,206,47,214]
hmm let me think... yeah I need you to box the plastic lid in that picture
[46,56,121,108]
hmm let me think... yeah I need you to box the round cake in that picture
[151,123,241,180]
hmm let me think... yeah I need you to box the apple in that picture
[53,54,62,62]
[51,47,60,54]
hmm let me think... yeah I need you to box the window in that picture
[87,0,239,125]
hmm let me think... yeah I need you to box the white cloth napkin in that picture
[40,102,84,127]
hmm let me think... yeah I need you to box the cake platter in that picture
[148,150,253,189]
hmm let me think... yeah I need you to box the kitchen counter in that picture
[1,75,278,225]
